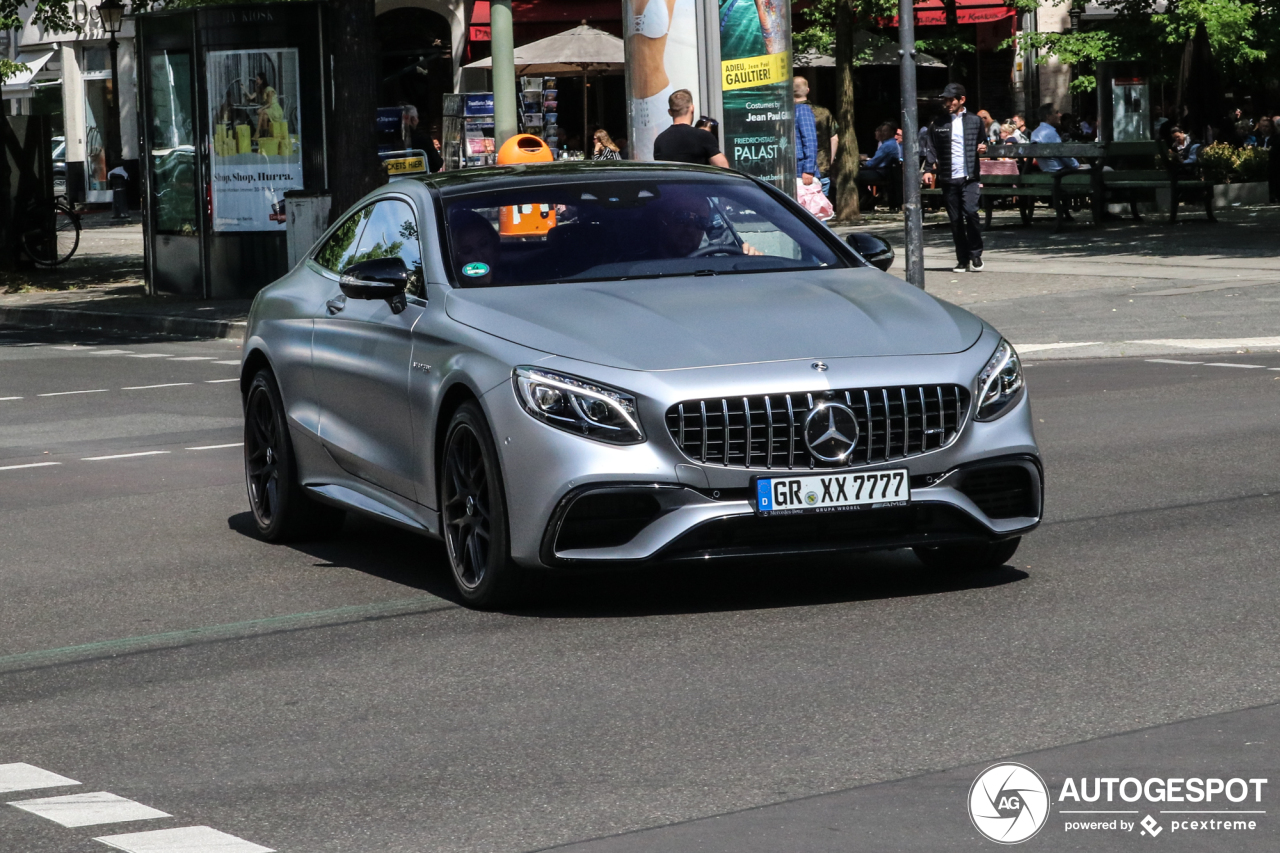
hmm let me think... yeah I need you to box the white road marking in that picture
[166,356,217,361]
[38,389,109,397]
[211,360,241,365]
[0,462,61,471]
[82,451,171,461]
[205,379,239,384]
[1014,341,1102,353]
[95,826,274,853]
[1145,359,1204,365]
[121,383,194,390]
[52,345,95,351]
[91,350,134,355]
[8,791,170,827]
[0,396,21,401]
[1128,336,1280,350]
[0,763,80,794]
[186,443,242,450]
[1204,363,1266,369]
[127,354,175,359]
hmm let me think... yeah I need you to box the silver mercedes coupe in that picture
[240,162,1041,606]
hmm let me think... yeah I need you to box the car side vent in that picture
[555,492,662,551]
[957,466,1035,519]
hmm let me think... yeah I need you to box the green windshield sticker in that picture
[462,262,489,277]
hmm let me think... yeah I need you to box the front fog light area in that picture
[975,340,1025,421]
[514,366,646,444]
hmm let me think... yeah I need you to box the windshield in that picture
[441,178,848,286]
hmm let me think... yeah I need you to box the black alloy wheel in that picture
[441,401,520,607]
[913,537,1021,573]
[244,369,343,541]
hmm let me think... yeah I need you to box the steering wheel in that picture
[688,244,744,258]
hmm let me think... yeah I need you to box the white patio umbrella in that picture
[465,23,625,153]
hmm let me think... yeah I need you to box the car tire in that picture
[440,401,521,608]
[244,368,344,541]
[913,537,1021,573]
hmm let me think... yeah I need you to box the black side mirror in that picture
[340,256,409,312]
[845,232,895,272]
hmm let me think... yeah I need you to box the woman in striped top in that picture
[593,129,622,160]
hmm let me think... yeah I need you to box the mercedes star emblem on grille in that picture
[811,361,828,371]
[803,402,860,462]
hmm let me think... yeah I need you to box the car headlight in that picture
[975,340,1025,421]
[513,367,646,444]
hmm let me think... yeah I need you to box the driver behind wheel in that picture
[652,191,762,259]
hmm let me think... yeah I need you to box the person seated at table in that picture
[1030,103,1089,172]
[1169,126,1202,176]
[856,122,902,208]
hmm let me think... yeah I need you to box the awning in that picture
[794,35,946,68]
[881,0,1016,28]
[463,23,623,74]
[2,50,55,94]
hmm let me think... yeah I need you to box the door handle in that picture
[326,296,346,315]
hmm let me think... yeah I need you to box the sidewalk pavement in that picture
[3,205,1278,357]
[834,203,1280,359]
[0,210,250,340]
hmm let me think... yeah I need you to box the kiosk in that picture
[136,2,330,298]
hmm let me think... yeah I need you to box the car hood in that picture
[444,269,984,371]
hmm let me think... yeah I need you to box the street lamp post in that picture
[899,0,924,288]
[97,0,125,171]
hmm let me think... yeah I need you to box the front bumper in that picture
[538,455,1041,566]
[482,333,1042,569]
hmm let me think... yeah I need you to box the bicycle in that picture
[20,197,81,267]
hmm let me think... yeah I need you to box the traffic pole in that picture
[490,0,518,149]
[899,0,925,289]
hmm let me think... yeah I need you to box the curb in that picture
[0,305,245,340]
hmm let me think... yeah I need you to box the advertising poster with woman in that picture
[206,48,302,231]
[624,0,699,161]
[718,0,793,193]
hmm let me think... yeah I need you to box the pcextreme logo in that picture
[969,763,1051,844]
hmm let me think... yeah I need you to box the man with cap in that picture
[924,83,988,273]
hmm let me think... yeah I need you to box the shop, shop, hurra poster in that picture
[207,48,303,232]
[717,0,793,193]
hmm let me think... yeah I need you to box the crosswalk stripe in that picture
[8,791,170,827]
[0,763,80,794]
[95,826,275,853]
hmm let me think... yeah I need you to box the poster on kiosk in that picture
[207,48,304,231]
[623,0,793,195]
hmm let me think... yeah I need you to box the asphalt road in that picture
[1,325,1277,852]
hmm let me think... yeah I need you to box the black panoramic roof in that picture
[420,161,752,197]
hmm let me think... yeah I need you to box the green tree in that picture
[1017,0,1270,94]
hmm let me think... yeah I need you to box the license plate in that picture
[384,156,426,175]
[755,469,910,516]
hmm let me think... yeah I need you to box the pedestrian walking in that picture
[794,77,837,196]
[653,89,729,167]
[795,90,818,193]
[924,83,987,273]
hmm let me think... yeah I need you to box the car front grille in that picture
[665,385,970,470]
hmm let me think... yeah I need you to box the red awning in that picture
[881,0,1016,27]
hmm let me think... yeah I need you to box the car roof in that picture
[418,161,754,197]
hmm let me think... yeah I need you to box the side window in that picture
[314,205,373,273]
[350,199,425,297]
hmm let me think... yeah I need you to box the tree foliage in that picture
[1016,0,1273,93]
[0,0,81,82]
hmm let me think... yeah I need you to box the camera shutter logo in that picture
[968,763,1050,844]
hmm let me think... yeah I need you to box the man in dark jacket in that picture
[923,83,988,272]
